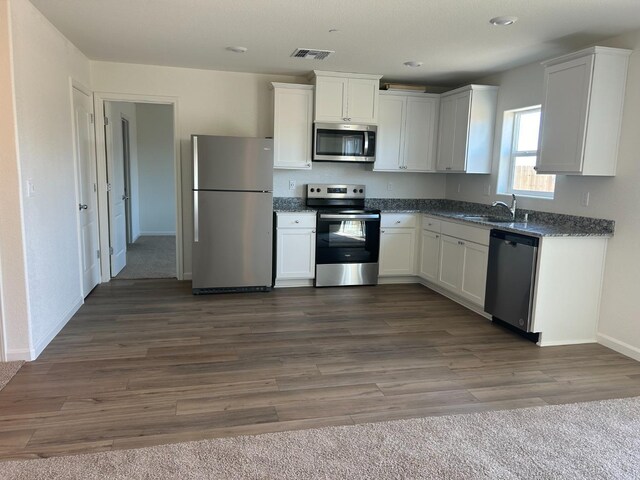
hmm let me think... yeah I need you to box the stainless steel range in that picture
[306,184,381,287]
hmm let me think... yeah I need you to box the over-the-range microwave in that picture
[313,123,376,163]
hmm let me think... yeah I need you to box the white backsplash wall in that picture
[274,163,446,198]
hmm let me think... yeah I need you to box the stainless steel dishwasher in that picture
[484,229,540,340]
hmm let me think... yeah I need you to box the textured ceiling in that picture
[29,0,640,86]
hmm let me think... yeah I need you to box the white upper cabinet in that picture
[271,83,314,170]
[436,85,498,174]
[375,91,440,173]
[312,71,382,124]
[536,46,631,176]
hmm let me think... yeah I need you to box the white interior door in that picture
[105,102,127,276]
[73,87,101,296]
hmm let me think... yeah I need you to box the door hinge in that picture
[89,113,94,124]
[109,247,114,255]
[104,116,109,126]
[96,249,100,259]
[106,183,112,191]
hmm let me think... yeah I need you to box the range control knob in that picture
[310,188,315,192]
[359,189,363,193]
[317,188,322,192]
[353,188,357,193]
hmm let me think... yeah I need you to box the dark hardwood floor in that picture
[1,279,639,460]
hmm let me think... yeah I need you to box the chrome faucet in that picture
[492,194,517,220]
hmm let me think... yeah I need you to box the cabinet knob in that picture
[381,229,385,233]
[295,220,300,223]
[533,166,538,171]
[446,167,451,170]
[306,163,311,167]
[79,203,88,210]
[395,220,401,224]
[436,235,440,238]
[312,230,316,233]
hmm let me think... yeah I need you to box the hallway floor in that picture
[116,235,175,279]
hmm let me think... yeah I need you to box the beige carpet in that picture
[116,235,176,279]
[3,396,639,479]
[0,361,23,391]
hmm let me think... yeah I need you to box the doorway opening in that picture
[104,101,177,279]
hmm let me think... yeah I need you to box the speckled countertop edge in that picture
[273,197,615,238]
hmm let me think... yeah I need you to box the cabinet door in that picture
[450,91,472,172]
[419,230,440,282]
[436,95,456,171]
[276,228,316,279]
[315,76,347,122]
[438,235,463,291]
[460,241,488,306]
[537,56,593,174]
[374,95,405,171]
[379,229,416,276]
[273,86,313,169]
[404,96,439,172]
[347,78,379,124]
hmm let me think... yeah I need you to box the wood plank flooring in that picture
[1,279,639,460]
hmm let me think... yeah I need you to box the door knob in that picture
[122,195,129,200]
[79,204,88,210]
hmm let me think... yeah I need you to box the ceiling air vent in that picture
[291,48,334,60]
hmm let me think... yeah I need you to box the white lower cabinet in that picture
[275,212,316,286]
[459,240,488,305]
[379,213,417,276]
[418,217,489,308]
[419,230,440,282]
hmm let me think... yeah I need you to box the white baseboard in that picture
[274,279,314,288]
[5,348,34,361]
[32,297,83,360]
[417,278,491,319]
[597,333,640,362]
[378,275,418,284]
[139,232,176,236]
[538,338,597,347]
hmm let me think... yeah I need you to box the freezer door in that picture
[192,191,273,290]
[193,135,273,192]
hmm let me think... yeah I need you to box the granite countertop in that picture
[272,197,615,238]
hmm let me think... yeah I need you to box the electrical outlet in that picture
[387,182,393,192]
[288,180,296,191]
[581,191,590,207]
[457,183,461,194]
[483,184,491,196]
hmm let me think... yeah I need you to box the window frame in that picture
[506,106,555,200]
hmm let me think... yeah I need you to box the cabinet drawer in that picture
[381,213,417,228]
[441,220,489,246]
[421,216,441,233]
[276,212,317,228]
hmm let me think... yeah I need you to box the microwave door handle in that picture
[363,131,369,155]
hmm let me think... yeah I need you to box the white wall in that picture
[135,103,176,235]
[0,0,31,360]
[0,0,91,359]
[274,165,445,198]
[90,62,308,278]
[445,30,640,360]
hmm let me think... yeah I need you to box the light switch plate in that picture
[581,191,590,207]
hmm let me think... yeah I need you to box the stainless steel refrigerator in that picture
[191,135,274,294]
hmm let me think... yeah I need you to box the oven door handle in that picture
[319,214,380,220]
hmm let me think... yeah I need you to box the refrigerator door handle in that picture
[194,191,199,242]
[193,136,199,190]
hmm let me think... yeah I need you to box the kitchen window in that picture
[501,106,555,199]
